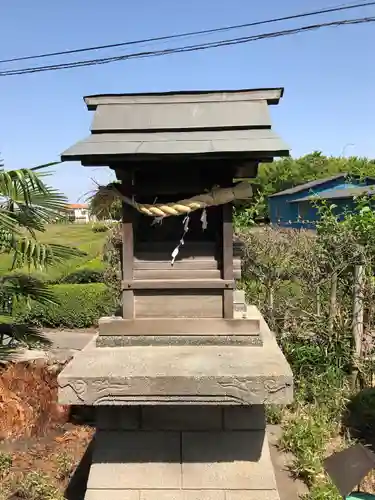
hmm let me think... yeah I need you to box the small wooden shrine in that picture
[59,88,293,500]
[62,88,289,343]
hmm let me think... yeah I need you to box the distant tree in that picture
[257,151,375,196]
[252,152,375,217]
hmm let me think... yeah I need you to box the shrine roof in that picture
[61,88,290,164]
[83,88,284,109]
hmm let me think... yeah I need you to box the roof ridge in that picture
[268,173,348,198]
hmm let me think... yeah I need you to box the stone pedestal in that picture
[84,406,278,500]
[58,304,293,499]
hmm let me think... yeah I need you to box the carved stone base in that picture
[58,306,293,407]
[58,343,292,406]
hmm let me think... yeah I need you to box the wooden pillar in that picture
[121,204,134,318]
[222,203,234,318]
[117,170,135,319]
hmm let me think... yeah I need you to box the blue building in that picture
[268,174,375,229]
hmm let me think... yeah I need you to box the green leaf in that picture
[0,323,52,349]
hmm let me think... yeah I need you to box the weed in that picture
[266,404,283,425]
[55,452,75,480]
[307,479,342,500]
[278,377,351,496]
[0,482,12,500]
[16,471,63,500]
[0,451,12,477]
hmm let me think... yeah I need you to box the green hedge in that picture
[92,222,109,233]
[75,258,105,272]
[56,258,105,284]
[14,283,115,328]
[60,268,104,284]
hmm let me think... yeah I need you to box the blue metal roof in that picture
[290,185,375,203]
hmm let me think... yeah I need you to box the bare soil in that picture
[0,362,94,500]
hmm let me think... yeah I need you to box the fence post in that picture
[351,258,365,390]
[315,284,321,317]
[328,270,338,331]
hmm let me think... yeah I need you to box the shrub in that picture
[102,224,122,310]
[92,223,109,233]
[76,258,105,271]
[60,268,103,284]
[56,257,105,284]
[344,388,375,443]
[14,283,115,328]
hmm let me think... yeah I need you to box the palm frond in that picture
[9,237,85,270]
[0,273,58,306]
[0,168,50,205]
[8,188,70,235]
[0,323,51,349]
[0,209,22,234]
[31,161,60,173]
[3,183,68,213]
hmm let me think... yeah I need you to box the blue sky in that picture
[1,0,374,202]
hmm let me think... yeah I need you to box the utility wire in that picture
[1,0,374,64]
[1,16,373,77]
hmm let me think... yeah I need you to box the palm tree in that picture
[0,160,84,361]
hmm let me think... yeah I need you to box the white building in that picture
[66,203,93,223]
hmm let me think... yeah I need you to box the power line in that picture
[1,16,373,77]
[1,0,374,64]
